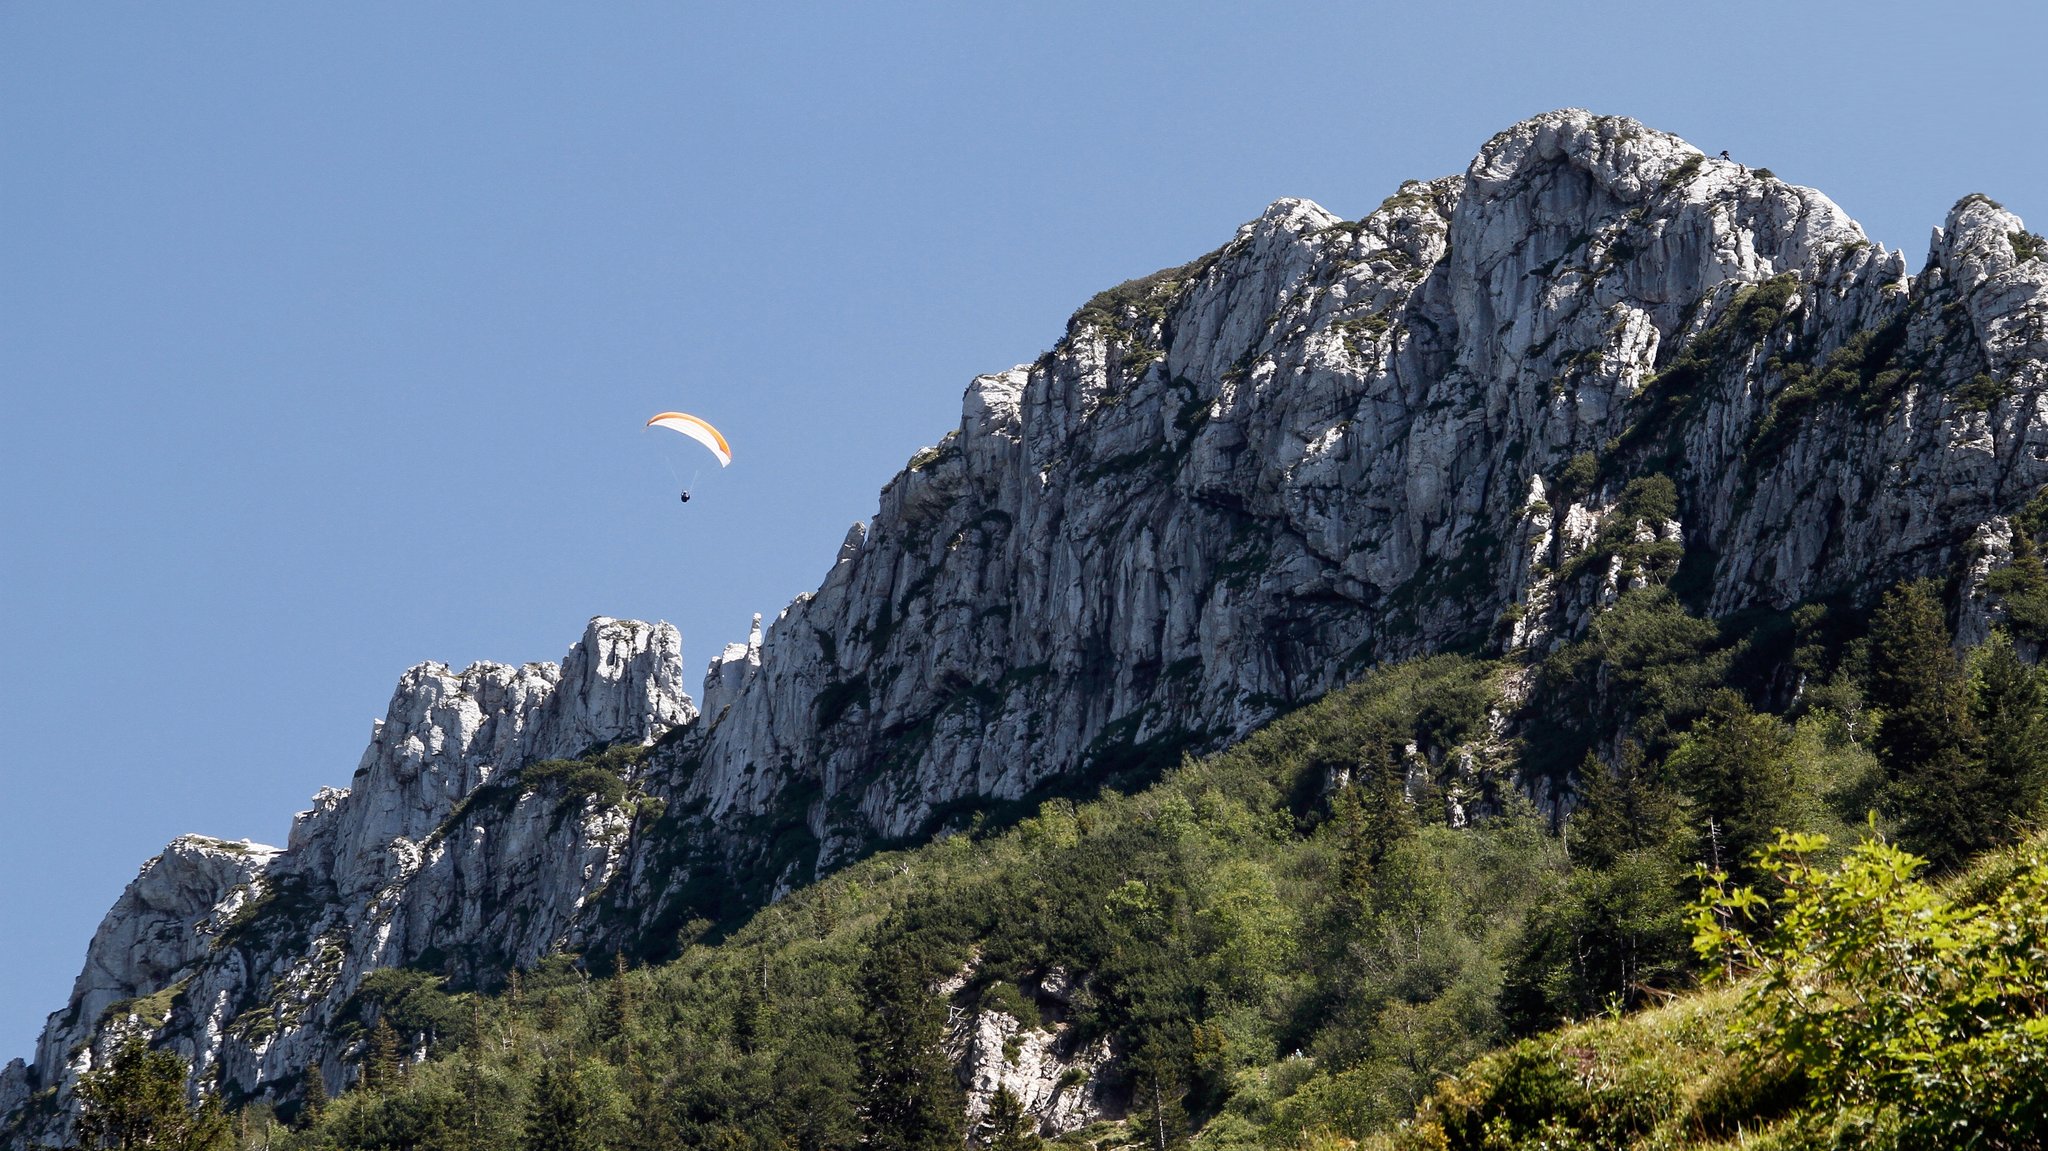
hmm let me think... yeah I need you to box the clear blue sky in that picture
[4,1,2042,1059]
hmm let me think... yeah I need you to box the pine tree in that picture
[1670,691,1795,881]
[599,952,634,1049]
[297,1067,327,1128]
[982,1086,1042,1151]
[505,968,526,1072]
[1868,579,1983,868]
[1330,741,1413,908]
[363,1016,403,1092]
[457,999,486,1151]
[1125,1050,1188,1151]
[1969,631,2048,842]
[74,1034,231,1151]
[857,941,964,1151]
[1985,530,2048,640]
[522,1059,588,1151]
[733,949,773,1055]
[1570,743,1686,869]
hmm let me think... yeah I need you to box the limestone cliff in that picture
[1,618,689,1140]
[8,110,2048,1144]
[623,110,2047,927]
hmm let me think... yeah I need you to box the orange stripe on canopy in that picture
[646,412,732,466]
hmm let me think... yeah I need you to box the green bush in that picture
[1695,832,2048,1147]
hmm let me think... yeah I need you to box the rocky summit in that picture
[7,108,2048,1144]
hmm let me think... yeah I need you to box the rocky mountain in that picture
[7,108,2047,1145]
[0,618,692,1142]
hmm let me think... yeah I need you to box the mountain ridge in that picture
[8,107,2048,1146]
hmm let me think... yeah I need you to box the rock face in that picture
[20,836,278,1114]
[623,110,2048,925]
[947,969,1117,1136]
[10,109,2048,1145]
[1,618,690,1143]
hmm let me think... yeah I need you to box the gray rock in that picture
[5,618,688,1144]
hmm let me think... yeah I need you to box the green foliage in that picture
[1402,828,2048,1148]
[1503,816,1694,1030]
[76,1034,232,1151]
[520,742,648,810]
[907,440,960,472]
[1407,992,1735,1151]
[1507,601,1891,1033]
[1067,251,1218,373]
[327,1081,461,1151]
[1695,832,2048,1146]
[217,873,326,956]
[353,970,465,1054]
[1669,691,1797,884]
[431,743,652,847]
[1984,530,2048,642]
[1554,451,1597,503]
[1553,475,1683,592]
[1865,579,2026,870]
[1957,371,2012,412]
[1657,152,1704,194]
[520,1061,587,1151]
[1969,632,2048,839]
[983,1086,1042,1151]
[1526,588,1730,778]
[1751,309,1914,456]
[857,937,965,1151]
[1623,274,1800,459]
[1569,745,1685,871]
[361,1018,403,1094]
[262,654,1559,1151]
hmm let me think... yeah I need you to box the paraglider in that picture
[646,411,731,503]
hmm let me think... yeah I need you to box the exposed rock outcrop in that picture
[2,618,689,1142]
[625,110,2048,931]
[948,969,1117,1136]
[11,110,2048,1145]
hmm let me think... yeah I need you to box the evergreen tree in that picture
[297,1067,327,1128]
[772,1036,862,1151]
[1509,742,1698,1030]
[1569,744,1686,870]
[457,999,487,1151]
[1984,529,2048,641]
[1868,579,1983,868]
[733,949,773,1055]
[1126,1049,1189,1151]
[363,1016,403,1092]
[1500,848,1693,1031]
[857,940,964,1151]
[74,1034,231,1151]
[1329,753,1413,910]
[597,952,634,1050]
[522,1059,588,1151]
[1669,691,1796,881]
[982,1086,1042,1151]
[1969,631,2048,841]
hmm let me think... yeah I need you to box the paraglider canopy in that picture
[645,412,732,467]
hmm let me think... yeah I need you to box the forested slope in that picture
[102,570,2044,1151]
